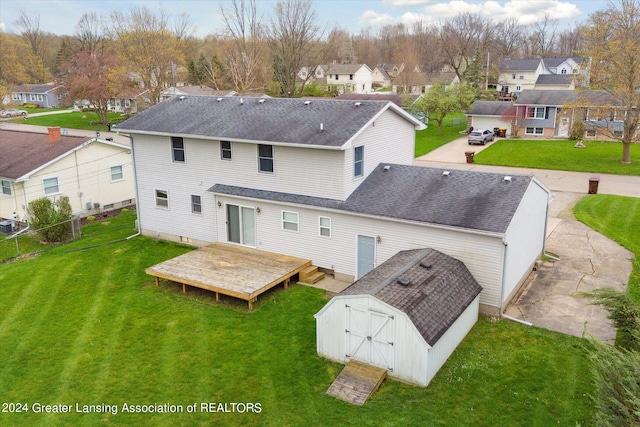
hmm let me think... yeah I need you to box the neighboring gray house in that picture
[315,248,482,387]
[9,84,65,107]
[116,96,550,315]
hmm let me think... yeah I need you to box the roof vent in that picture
[420,262,432,269]
[397,278,411,286]
[240,98,244,105]
[304,100,311,105]
[217,98,223,102]
[504,176,512,182]
[383,165,391,171]
[179,95,186,100]
[258,99,265,104]
[320,123,324,132]
[442,171,450,177]
[354,102,362,107]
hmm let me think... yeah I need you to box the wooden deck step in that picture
[326,360,387,406]
[299,266,325,284]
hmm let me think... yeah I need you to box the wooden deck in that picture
[146,243,311,309]
[327,360,387,405]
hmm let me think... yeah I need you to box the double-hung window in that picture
[43,177,60,195]
[155,189,169,209]
[220,141,232,160]
[526,107,545,119]
[110,165,124,182]
[282,211,299,232]
[258,144,274,173]
[319,216,331,238]
[171,137,185,163]
[354,146,364,178]
[1,180,11,196]
[191,195,202,214]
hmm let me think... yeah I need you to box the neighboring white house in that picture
[326,64,373,94]
[315,248,482,387]
[116,96,550,316]
[0,128,135,223]
[498,57,590,95]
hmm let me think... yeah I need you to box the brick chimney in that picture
[48,127,62,143]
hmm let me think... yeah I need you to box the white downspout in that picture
[125,133,141,240]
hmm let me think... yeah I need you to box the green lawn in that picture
[0,211,595,426]
[574,195,640,303]
[474,139,640,176]
[15,111,127,132]
[415,112,467,157]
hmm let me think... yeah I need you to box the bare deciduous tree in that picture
[529,14,559,57]
[72,12,105,54]
[439,13,494,80]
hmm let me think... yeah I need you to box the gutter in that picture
[125,133,141,240]
[501,312,533,326]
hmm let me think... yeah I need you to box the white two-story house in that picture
[326,64,373,94]
[117,96,550,316]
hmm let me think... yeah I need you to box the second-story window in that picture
[221,141,232,160]
[171,137,185,163]
[258,144,274,173]
[354,146,364,178]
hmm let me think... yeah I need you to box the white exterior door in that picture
[345,304,394,371]
[356,235,376,279]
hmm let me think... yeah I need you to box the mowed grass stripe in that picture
[0,259,82,393]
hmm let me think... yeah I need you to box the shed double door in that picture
[345,305,394,371]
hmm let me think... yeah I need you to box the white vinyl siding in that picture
[155,189,169,209]
[43,177,60,195]
[110,165,124,182]
[1,180,11,196]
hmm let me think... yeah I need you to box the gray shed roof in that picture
[210,163,537,234]
[466,100,514,116]
[339,248,482,346]
[116,96,422,148]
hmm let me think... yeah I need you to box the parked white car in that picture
[0,108,28,118]
[468,129,494,145]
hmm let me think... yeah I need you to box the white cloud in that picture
[0,21,6,32]
[359,10,396,27]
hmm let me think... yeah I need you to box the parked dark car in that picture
[468,129,494,145]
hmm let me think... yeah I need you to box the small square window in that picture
[586,130,597,137]
[43,177,60,195]
[319,216,331,238]
[282,211,299,232]
[191,194,202,214]
[354,146,364,177]
[1,180,11,196]
[519,75,524,80]
[155,189,169,209]
[511,73,516,79]
[221,141,232,160]
[171,137,185,163]
[258,144,274,173]
[110,165,124,182]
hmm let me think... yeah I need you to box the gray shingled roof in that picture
[515,89,617,106]
[210,163,535,234]
[116,96,420,148]
[535,74,572,85]
[326,64,369,74]
[467,100,514,116]
[339,248,482,346]
[501,59,542,71]
[543,56,588,68]
[12,84,59,94]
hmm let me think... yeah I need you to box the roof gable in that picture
[117,96,424,148]
[339,248,482,346]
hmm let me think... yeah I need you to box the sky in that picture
[0,0,606,37]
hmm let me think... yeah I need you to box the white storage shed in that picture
[315,248,482,387]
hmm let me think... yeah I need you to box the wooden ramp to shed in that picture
[326,360,387,405]
[145,243,311,309]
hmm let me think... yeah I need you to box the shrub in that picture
[570,119,585,140]
[26,196,74,242]
[23,103,38,109]
[86,215,96,221]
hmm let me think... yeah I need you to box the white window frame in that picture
[110,165,124,182]
[282,210,299,232]
[525,127,544,135]
[258,144,274,174]
[354,146,364,178]
[171,136,185,163]
[155,189,169,209]
[319,216,331,238]
[191,194,202,215]
[43,177,60,196]
[526,107,545,119]
[220,140,232,161]
[1,180,12,196]
[515,85,522,92]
